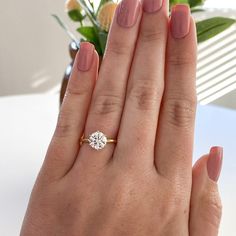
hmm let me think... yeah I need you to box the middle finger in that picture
[116,0,168,167]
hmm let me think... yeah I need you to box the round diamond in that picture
[88,131,107,150]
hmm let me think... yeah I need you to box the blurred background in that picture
[0,0,235,235]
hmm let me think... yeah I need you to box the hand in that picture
[20,1,223,235]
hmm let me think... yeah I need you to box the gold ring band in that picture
[80,138,117,144]
[80,131,117,150]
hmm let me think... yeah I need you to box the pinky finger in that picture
[41,42,99,180]
[190,147,223,236]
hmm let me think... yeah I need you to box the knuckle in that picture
[167,51,196,68]
[54,110,74,138]
[92,93,123,116]
[65,84,88,98]
[139,27,164,43]
[106,40,130,57]
[201,191,222,226]
[128,83,162,111]
[163,97,197,128]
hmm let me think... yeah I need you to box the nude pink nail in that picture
[77,42,94,72]
[117,0,140,28]
[207,146,223,182]
[143,0,163,13]
[170,4,190,39]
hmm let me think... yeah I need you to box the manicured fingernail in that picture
[117,0,140,28]
[207,146,223,182]
[143,0,163,13]
[170,4,190,39]
[77,42,94,72]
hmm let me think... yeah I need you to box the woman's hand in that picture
[20,0,223,235]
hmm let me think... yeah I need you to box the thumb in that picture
[190,147,223,236]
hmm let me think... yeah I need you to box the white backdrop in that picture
[0,0,71,96]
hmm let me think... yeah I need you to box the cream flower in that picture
[97,2,118,32]
[65,0,82,12]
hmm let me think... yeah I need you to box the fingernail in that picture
[170,4,190,39]
[77,42,94,72]
[207,146,223,182]
[143,0,163,13]
[117,0,140,28]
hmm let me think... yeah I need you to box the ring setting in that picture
[80,131,116,150]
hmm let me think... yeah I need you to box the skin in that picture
[20,1,222,235]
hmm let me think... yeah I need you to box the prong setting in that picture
[88,131,107,150]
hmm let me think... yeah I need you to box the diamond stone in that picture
[88,131,107,150]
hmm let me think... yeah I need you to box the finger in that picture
[76,0,142,167]
[190,147,223,236]
[116,0,168,167]
[41,42,98,180]
[155,5,197,179]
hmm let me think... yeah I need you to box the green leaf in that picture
[188,0,204,8]
[77,26,102,55]
[191,8,204,13]
[197,17,236,43]
[170,0,188,5]
[77,26,97,41]
[68,9,85,22]
[98,31,108,54]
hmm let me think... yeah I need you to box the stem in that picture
[52,14,79,46]
[88,0,95,13]
[78,0,96,21]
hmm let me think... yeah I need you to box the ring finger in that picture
[75,0,142,168]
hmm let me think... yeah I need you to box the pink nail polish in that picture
[207,146,223,182]
[117,0,140,28]
[170,4,190,39]
[77,42,94,72]
[143,0,163,13]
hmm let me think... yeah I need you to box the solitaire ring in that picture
[80,131,117,150]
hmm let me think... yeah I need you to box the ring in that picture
[80,131,117,150]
